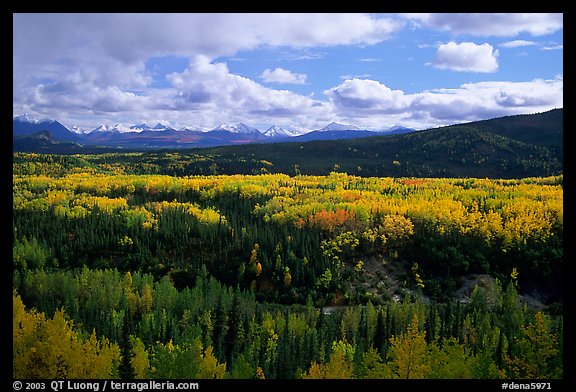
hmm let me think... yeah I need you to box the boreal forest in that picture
[12,111,564,382]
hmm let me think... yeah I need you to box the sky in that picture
[12,13,563,132]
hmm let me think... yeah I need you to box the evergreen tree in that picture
[119,312,135,379]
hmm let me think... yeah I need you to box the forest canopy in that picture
[12,152,563,380]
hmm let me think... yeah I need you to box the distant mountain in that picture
[13,113,419,149]
[291,123,414,142]
[13,115,82,142]
[211,123,261,135]
[90,124,132,134]
[380,125,416,135]
[317,122,361,132]
[12,110,560,160]
[152,123,176,132]
[180,125,206,133]
[294,130,377,142]
[263,125,304,138]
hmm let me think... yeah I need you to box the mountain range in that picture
[13,109,563,179]
[13,115,415,149]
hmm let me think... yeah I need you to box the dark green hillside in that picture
[452,108,563,149]
[150,108,563,178]
[165,108,564,178]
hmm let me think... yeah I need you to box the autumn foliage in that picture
[12,153,563,379]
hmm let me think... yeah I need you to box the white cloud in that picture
[165,56,331,127]
[433,42,499,73]
[358,58,382,62]
[541,44,563,50]
[260,68,307,85]
[325,76,562,128]
[402,13,563,37]
[325,78,411,114]
[13,13,401,67]
[500,40,537,48]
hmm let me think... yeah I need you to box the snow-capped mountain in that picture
[13,114,46,124]
[91,124,113,133]
[14,113,420,150]
[317,122,361,132]
[212,123,261,135]
[383,125,416,134]
[180,125,206,132]
[129,124,151,132]
[70,125,88,134]
[263,125,305,138]
[90,123,136,134]
[13,114,82,142]
[152,123,175,132]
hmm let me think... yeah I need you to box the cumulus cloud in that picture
[20,72,151,115]
[433,42,499,73]
[325,79,411,114]
[260,68,307,84]
[325,76,562,127]
[403,13,563,37]
[165,56,330,127]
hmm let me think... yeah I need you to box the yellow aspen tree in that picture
[254,366,266,379]
[283,269,292,288]
[13,292,120,379]
[130,337,150,379]
[387,314,431,379]
[197,346,227,379]
[505,312,561,379]
[304,340,355,379]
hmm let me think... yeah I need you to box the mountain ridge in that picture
[14,109,562,179]
[13,114,420,148]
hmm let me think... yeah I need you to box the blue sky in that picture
[13,13,563,132]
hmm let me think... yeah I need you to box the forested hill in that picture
[453,108,562,149]
[189,109,562,179]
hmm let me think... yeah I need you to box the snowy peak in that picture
[129,123,151,132]
[70,126,88,134]
[318,122,361,132]
[213,123,261,134]
[91,124,114,133]
[128,123,175,132]
[180,125,206,132]
[13,114,81,142]
[14,114,38,123]
[152,123,172,131]
[91,123,135,134]
[263,125,304,138]
[114,124,135,133]
[13,114,55,124]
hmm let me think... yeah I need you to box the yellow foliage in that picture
[13,292,120,379]
[387,314,430,379]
